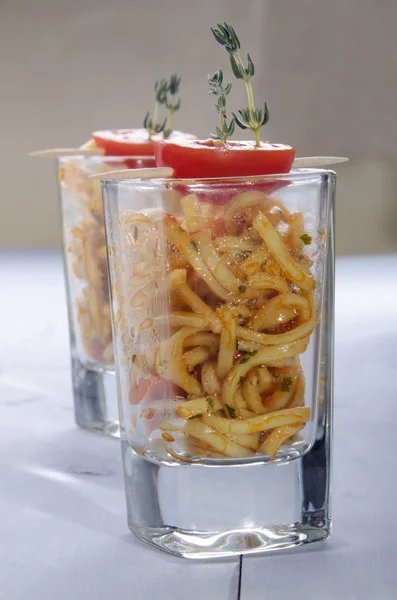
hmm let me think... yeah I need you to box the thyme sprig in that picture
[143,78,168,139]
[211,22,269,146]
[164,73,182,139]
[144,74,182,139]
[208,68,235,145]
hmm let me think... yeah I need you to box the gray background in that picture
[1,0,396,254]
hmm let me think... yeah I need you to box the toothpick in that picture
[29,147,105,157]
[88,167,174,181]
[292,156,349,168]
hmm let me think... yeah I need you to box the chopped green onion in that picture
[225,404,237,418]
[300,233,312,245]
[280,376,293,392]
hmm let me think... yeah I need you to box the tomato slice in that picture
[93,129,197,157]
[156,139,295,179]
[93,129,155,156]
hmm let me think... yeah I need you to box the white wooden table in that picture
[1,250,396,600]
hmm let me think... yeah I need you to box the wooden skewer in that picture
[89,157,348,181]
[30,148,348,169]
[88,167,174,181]
[292,156,349,167]
[29,147,105,157]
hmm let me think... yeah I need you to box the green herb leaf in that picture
[206,397,214,409]
[230,54,244,79]
[238,376,245,385]
[261,102,270,126]
[225,404,237,418]
[226,120,235,136]
[211,27,227,47]
[232,111,249,130]
[300,233,312,245]
[238,285,247,293]
[239,356,250,364]
[167,73,181,96]
[246,53,255,77]
[280,376,293,392]
[218,94,226,109]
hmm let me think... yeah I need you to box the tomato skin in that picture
[208,217,227,238]
[93,129,197,157]
[173,179,289,206]
[155,139,295,179]
[129,378,153,405]
[103,157,156,170]
[129,376,181,405]
[124,157,156,169]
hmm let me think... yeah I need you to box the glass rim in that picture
[103,167,336,187]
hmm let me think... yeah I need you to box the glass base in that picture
[72,357,119,437]
[122,437,331,559]
[131,522,331,560]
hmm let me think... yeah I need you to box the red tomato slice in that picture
[93,129,196,157]
[155,139,295,179]
[93,129,155,156]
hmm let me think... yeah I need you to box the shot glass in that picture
[58,155,155,436]
[102,169,335,557]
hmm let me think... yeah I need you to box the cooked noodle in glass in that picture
[110,184,322,461]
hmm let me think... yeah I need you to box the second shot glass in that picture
[58,154,155,436]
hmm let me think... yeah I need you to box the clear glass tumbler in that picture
[58,155,155,436]
[102,169,335,558]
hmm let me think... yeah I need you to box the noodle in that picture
[253,212,315,291]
